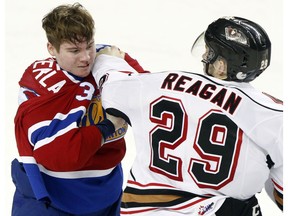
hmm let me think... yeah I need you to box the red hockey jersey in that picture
[14,57,127,214]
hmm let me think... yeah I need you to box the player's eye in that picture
[87,43,94,50]
[70,49,79,53]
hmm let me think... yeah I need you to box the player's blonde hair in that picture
[42,2,95,51]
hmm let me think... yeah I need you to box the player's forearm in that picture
[30,125,103,171]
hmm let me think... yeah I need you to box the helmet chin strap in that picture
[201,58,212,76]
[204,63,211,76]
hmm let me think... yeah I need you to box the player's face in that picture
[202,45,210,63]
[201,45,210,74]
[48,40,96,77]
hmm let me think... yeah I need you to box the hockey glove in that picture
[95,118,115,141]
[96,44,147,73]
[96,45,125,58]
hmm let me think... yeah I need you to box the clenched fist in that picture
[105,113,126,131]
[96,45,125,59]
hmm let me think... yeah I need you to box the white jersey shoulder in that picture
[93,55,283,213]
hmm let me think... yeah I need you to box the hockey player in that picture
[92,17,283,215]
[11,3,129,216]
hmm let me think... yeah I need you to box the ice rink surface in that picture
[1,0,285,215]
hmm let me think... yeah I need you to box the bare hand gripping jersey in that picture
[13,57,127,214]
[93,55,283,215]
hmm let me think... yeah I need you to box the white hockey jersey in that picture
[93,54,283,215]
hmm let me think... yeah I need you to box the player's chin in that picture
[82,70,91,77]
[78,67,92,77]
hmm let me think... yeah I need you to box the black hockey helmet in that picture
[203,16,271,82]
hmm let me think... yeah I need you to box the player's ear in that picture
[213,57,227,79]
[214,59,225,72]
[47,42,56,56]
